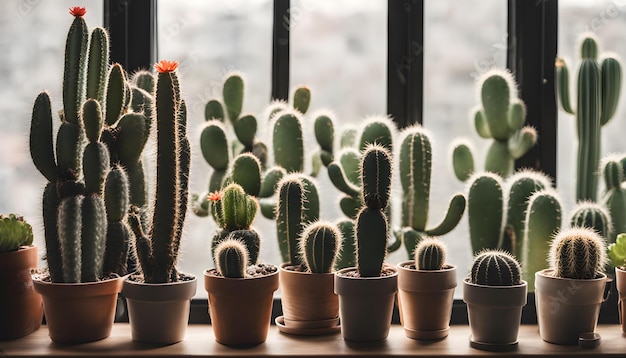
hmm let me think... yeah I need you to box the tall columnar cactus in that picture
[395,126,466,258]
[102,165,132,276]
[276,176,305,266]
[299,221,342,274]
[130,60,190,284]
[549,227,608,280]
[209,183,260,265]
[467,173,504,254]
[0,215,34,252]
[452,69,537,182]
[414,238,447,271]
[522,190,562,290]
[556,34,622,202]
[600,155,626,244]
[215,238,249,279]
[469,250,522,286]
[356,145,392,277]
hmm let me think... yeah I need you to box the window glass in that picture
[0,0,103,258]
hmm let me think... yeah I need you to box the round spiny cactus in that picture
[570,201,612,241]
[414,237,447,271]
[549,227,608,280]
[299,221,342,274]
[470,250,521,286]
[215,237,249,279]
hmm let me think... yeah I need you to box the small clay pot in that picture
[279,263,338,330]
[397,261,457,340]
[617,267,626,333]
[535,269,608,345]
[334,265,398,342]
[204,268,279,346]
[0,245,43,340]
[33,275,123,344]
[123,276,197,344]
[463,278,527,350]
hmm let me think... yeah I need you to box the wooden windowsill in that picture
[1,324,624,357]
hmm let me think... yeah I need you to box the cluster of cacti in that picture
[214,238,249,279]
[469,250,522,286]
[600,155,626,244]
[0,214,34,252]
[452,69,537,182]
[608,233,626,269]
[414,237,447,271]
[128,60,190,284]
[299,221,342,274]
[556,33,622,202]
[394,125,466,259]
[355,145,393,277]
[29,8,151,283]
[209,183,260,265]
[549,227,607,279]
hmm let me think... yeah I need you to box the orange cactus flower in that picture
[208,191,221,202]
[69,6,86,17]
[154,60,178,74]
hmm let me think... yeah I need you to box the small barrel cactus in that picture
[570,201,612,241]
[0,214,34,252]
[414,237,447,271]
[299,221,342,274]
[469,250,522,286]
[215,237,249,279]
[549,227,608,280]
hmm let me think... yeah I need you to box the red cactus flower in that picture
[208,191,221,202]
[154,60,178,73]
[69,6,86,17]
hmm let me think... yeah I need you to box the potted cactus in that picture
[396,238,456,340]
[334,144,398,342]
[121,60,197,344]
[535,227,609,345]
[27,7,146,344]
[204,185,278,346]
[0,215,43,340]
[463,250,527,351]
[608,233,626,333]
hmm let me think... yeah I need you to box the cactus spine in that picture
[549,227,607,280]
[470,250,522,286]
[452,69,537,181]
[215,238,248,279]
[0,215,34,252]
[556,34,622,202]
[522,190,562,290]
[299,221,342,274]
[356,145,392,277]
[414,238,447,271]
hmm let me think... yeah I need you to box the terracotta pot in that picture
[334,266,398,342]
[204,268,279,346]
[122,276,197,344]
[535,269,608,345]
[617,267,626,333]
[33,275,123,344]
[397,261,456,340]
[463,278,527,350]
[279,263,338,329]
[0,245,43,340]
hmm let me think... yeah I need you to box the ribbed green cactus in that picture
[215,238,248,279]
[570,201,612,240]
[522,190,562,290]
[276,176,305,266]
[273,111,305,174]
[355,145,392,277]
[600,155,626,244]
[470,250,522,286]
[549,227,607,280]
[130,60,189,284]
[0,214,34,252]
[396,126,466,259]
[299,221,341,274]
[414,237,447,271]
[452,69,536,182]
[557,34,622,202]
[468,173,505,254]
[210,183,260,265]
